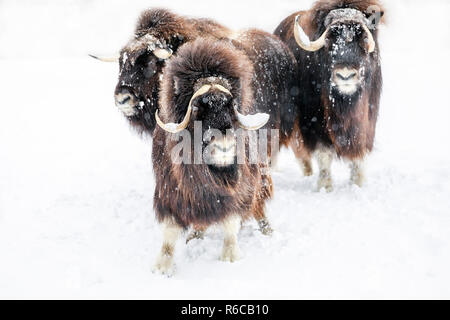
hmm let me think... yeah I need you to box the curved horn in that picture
[294,15,328,52]
[362,24,376,53]
[153,48,173,60]
[208,84,269,130]
[88,54,119,62]
[235,108,270,131]
[211,84,232,96]
[155,85,212,134]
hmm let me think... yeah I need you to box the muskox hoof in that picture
[317,176,333,193]
[258,219,274,236]
[153,255,176,277]
[220,245,241,263]
[351,175,366,188]
[317,184,334,193]
[186,230,205,244]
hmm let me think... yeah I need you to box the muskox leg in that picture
[288,133,313,176]
[301,158,313,177]
[253,175,273,236]
[350,159,366,187]
[316,148,334,192]
[220,215,242,263]
[153,220,182,276]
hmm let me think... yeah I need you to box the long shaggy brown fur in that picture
[274,0,385,160]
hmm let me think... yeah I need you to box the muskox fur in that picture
[115,8,231,135]
[152,32,298,274]
[274,0,385,188]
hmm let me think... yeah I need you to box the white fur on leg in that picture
[350,159,366,187]
[153,220,182,276]
[316,148,334,192]
[220,215,241,263]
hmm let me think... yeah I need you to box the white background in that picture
[0,0,449,299]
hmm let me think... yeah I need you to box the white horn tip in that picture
[236,110,270,130]
[88,54,119,62]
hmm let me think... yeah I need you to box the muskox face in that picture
[294,8,381,98]
[325,22,370,96]
[114,48,166,130]
[192,89,238,168]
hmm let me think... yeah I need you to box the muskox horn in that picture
[205,84,270,131]
[235,108,270,131]
[294,15,327,52]
[153,48,173,60]
[362,24,376,53]
[155,85,212,133]
[88,54,119,62]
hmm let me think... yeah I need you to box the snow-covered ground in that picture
[0,0,449,299]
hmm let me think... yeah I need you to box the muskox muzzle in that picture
[114,87,140,117]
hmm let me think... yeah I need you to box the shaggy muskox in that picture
[152,32,298,274]
[274,0,385,191]
[93,8,231,134]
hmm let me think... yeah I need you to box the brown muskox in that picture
[92,8,231,134]
[274,0,385,191]
[152,32,298,275]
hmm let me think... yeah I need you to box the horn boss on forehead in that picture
[155,83,269,133]
[294,7,376,53]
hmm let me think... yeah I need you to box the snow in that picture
[1,0,450,299]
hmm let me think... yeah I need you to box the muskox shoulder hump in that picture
[135,8,180,33]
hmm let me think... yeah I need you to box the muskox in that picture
[274,0,385,191]
[152,31,298,274]
[93,8,231,134]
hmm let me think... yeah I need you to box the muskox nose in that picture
[115,88,139,116]
[333,67,360,95]
[336,69,357,81]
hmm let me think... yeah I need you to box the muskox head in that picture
[156,39,269,170]
[294,6,383,97]
[114,34,173,125]
[92,9,186,134]
[113,9,192,134]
